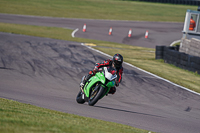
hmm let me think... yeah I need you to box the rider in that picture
[189,16,196,31]
[80,54,123,94]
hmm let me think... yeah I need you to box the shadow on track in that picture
[94,105,165,118]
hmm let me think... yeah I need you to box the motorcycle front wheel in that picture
[88,85,105,106]
[76,90,85,104]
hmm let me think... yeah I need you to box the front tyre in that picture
[88,86,105,106]
[76,90,85,104]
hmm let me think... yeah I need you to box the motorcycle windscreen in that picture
[107,66,117,75]
[104,66,117,81]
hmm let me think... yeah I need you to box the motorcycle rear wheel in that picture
[88,86,105,106]
[76,90,85,104]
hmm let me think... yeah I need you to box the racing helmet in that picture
[113,54,123,68]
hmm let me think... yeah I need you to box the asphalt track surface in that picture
[0,14,200,133]
[0,14,183,48]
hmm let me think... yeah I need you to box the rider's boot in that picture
[108,87,116,94]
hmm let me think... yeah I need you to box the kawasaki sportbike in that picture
[76,66,117,106]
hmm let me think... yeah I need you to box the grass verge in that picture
[0,98,151,133]
[0,0,197,22]
[0,22,200,93]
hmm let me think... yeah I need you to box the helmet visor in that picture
[114,60,121,67]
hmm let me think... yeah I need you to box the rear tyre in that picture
[88,85,105,106]
[76,90,85,104]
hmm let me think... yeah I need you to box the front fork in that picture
[80,76,86,91]
[79,76,86,101]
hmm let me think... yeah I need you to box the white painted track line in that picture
[71,28,79,38]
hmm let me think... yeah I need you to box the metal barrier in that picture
[156,46,200,74]
[131,0,200,5]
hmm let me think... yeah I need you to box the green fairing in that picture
[84,72,105,97]
[102,81,115,98]
[106,81,115,88]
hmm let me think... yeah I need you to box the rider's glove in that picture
[88,67,98,75]
[89,71,93,75]
[93,67,98,74]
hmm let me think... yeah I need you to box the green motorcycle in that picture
[76,66,117,106]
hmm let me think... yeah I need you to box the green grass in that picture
[0,0,197,22]
[0,98,151,133]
